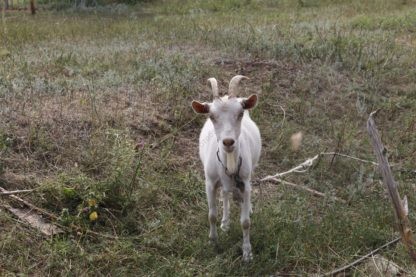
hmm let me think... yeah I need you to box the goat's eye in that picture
[238,111,244,119]
[209,115,216,122]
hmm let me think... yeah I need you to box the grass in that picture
[1,0,416,275]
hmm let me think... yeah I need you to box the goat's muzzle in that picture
[222,139,235,153]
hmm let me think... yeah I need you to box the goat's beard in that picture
[226,151,237,174]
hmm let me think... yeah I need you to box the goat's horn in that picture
[229,75,249,97]
[207,78,219,99]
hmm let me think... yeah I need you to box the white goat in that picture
[191,75,261,262]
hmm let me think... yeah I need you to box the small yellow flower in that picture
[88,199,97,207]
[89,211,98,221]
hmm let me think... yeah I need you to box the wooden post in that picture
[367,111,416,262]
[1,0,5,35]
[30,0,35,14]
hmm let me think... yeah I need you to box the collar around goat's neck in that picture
[216,148,242,176]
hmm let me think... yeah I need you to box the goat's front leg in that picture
[240,182,253,262]
[220,190,230,232]
[206,179,218,242]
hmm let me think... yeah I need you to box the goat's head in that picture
[192,75,258,153]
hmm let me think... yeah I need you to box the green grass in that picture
[1,0,416,275]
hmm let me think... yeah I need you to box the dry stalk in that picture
[320,152,378,166]
[367,111,416,262]
[265,178,346,204]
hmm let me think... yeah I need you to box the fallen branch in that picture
[0,189,34,195]
[323,237,401,276]
[262,178,346,204]
[367,111,416,262]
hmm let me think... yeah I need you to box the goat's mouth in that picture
[223,146,235,153]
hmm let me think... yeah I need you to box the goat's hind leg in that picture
[206,179,218,242]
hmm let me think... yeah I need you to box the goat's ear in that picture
[241,94,258,110]
[192,100,210,114]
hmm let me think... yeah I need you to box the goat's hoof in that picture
[242,245,253,262]
[209,239,218,247]
[220,221,230,232]
[242,251,253,262]
[209,234,218,244]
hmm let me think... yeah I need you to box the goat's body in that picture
[192,75,260,262]
[198,99,261,262]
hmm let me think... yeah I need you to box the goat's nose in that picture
[223,138,235,147]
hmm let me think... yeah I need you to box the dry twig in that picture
[260,154,320,181]
[261,152,377,182]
